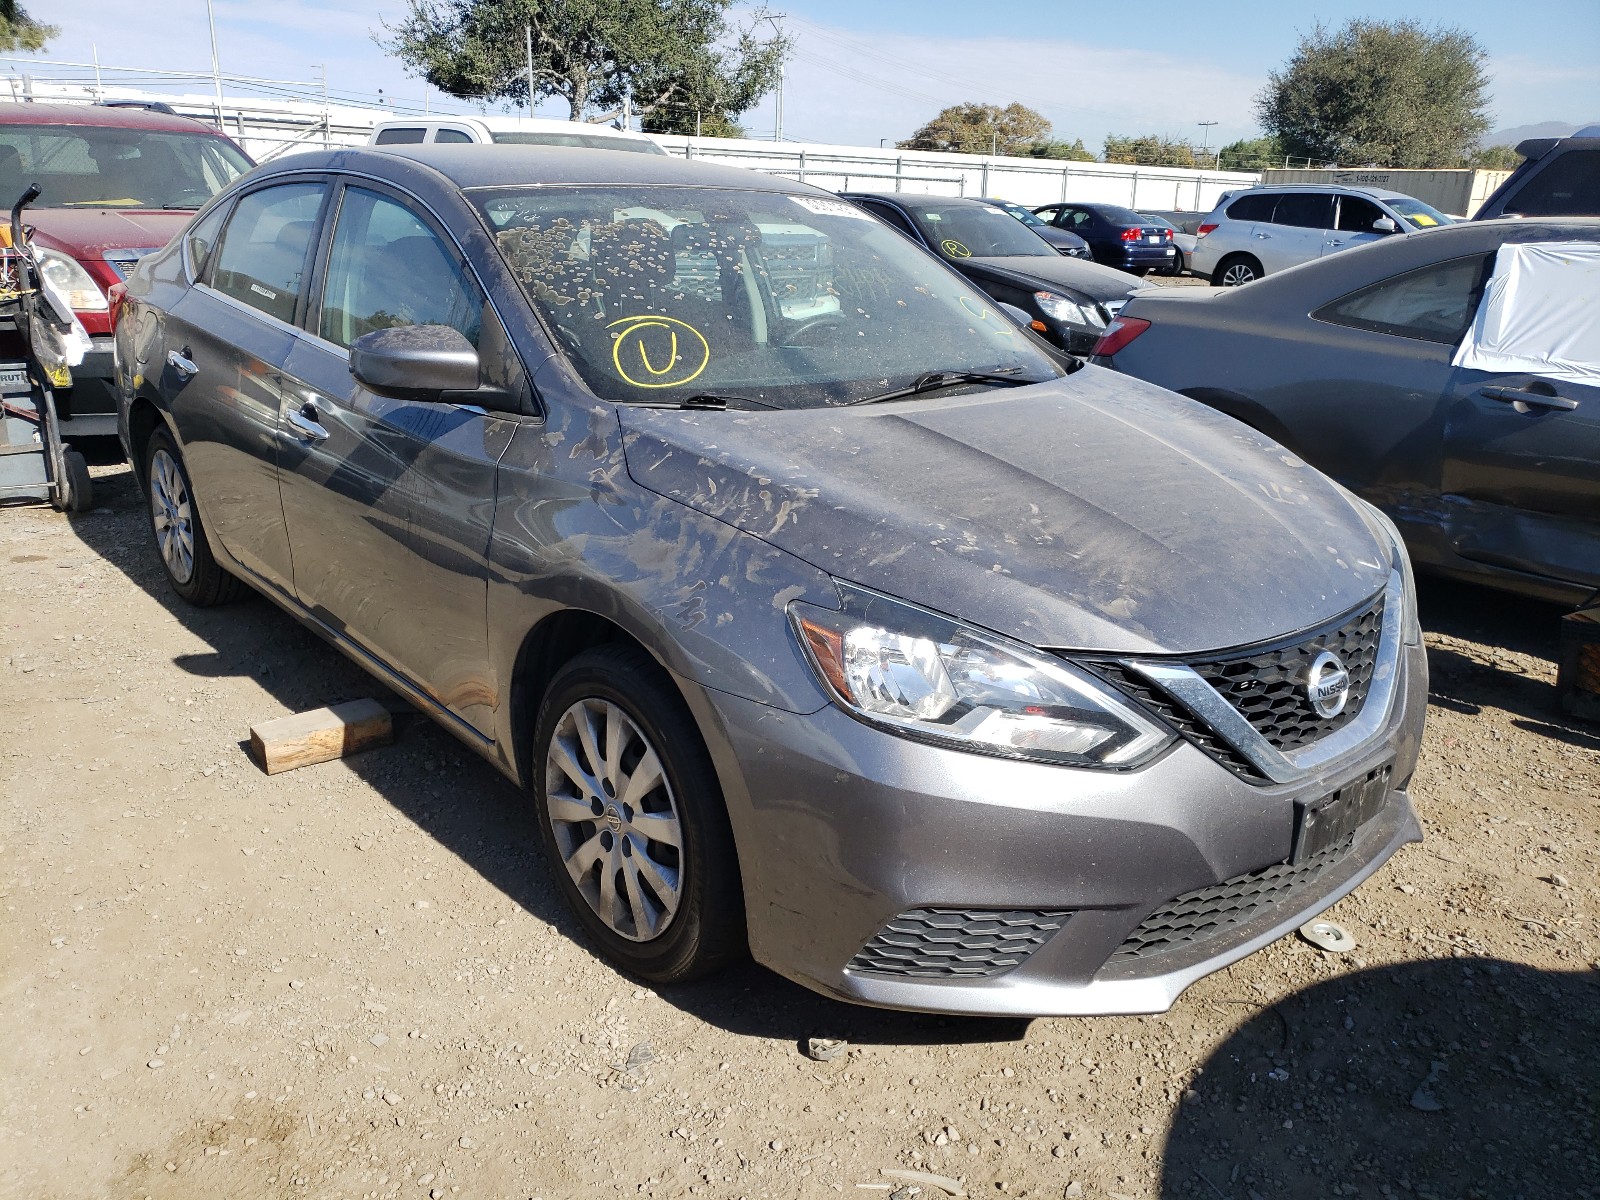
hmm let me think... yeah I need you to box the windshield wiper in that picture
[626,393,778,411]
[848,368,1040,407]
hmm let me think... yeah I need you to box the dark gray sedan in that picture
[1095,219,1600,606]
[115,146,1425,1016]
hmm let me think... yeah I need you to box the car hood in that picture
[970,254,1143,304]
[619,367,1392,656]
[25,208,188,258]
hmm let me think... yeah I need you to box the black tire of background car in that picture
[1213,254,1263,287]
[532,644,746,985]
[143,427,245,606]
[54,446,93,513]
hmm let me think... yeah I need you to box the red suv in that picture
[0,103,253,440]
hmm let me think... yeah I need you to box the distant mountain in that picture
[1481,121,1596,147]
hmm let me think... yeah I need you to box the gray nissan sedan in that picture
[114,146,1426,1017]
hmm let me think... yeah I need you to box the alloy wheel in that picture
[1221,262,1257,286]
[544,698,684,942]
[149,448,196,584]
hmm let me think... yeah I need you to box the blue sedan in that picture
[1032,202,1176,275]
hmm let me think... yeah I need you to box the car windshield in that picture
[0,124,251,209]
[473,185,1062,409]
[992,202,1047,227]
[903,202,1056,259]
[489,132,665,155]
[1385,196,1456,229]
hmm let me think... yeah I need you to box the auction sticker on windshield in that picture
[790,195,872,220]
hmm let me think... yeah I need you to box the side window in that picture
[1271,193,1335,229]
[860,200,918,239]
[209,183,325,323]
[1504,149,1600,216]
[184,200,231,282]
[1225,193,1275,222]
[318,187,484,350]
[433,128,474,144]
[373,127,426,145]
[1063,208,1093,229]
[1336,196,1388,232]
[1313,255,1491,345]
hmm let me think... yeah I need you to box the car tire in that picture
[533,644,744,985]
[144,426,243,606]
[1213,255,1263,287]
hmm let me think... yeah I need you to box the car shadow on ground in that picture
[1158,958,1600,1199]
[1416,575,1600,750]
[70,464,1027,1048]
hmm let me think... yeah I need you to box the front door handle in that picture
[287,399,330,442]
[166,348,197,379]
[1480,385,1579,412]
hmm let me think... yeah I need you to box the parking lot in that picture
[3,459,1596,1200]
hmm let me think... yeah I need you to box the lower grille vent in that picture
[847,908,1071,979]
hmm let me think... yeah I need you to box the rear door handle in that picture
[287,397,330,441]
[1480,385,1579,412]
[166,348,197,379]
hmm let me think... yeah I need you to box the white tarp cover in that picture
[1452,241,1600,386]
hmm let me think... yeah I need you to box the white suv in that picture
[369,116,666,155]
[1191,185,1455,286]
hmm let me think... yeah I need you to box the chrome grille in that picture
[1190,597,1384,751]
[847,908,1071,979]
[1108,835,1353,965]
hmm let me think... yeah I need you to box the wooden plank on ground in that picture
[249,699,393,775]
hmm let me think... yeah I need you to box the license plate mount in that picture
[1292,763,1392,864]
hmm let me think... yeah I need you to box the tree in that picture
[1026,138,1095,162]
[381,0,788,125]
[642,105,744,138]
[1216,134,1284,171]
[0,1,55,51]
[1256,19,1491,168]
[1467,144,1522,170]
[1103,135,1198,168]
[898,103,1051,155]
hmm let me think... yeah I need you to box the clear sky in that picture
[12,0,1600,150]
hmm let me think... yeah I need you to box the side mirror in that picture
[1371,217,1398,234]
[350,324,480,401]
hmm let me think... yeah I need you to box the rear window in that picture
[1270,193,1334,229]
[1091,205,1145,226]
[433,128,474,144]
[0,123,251,209]
[1313,254,1491,345]
[373,127,426,145]
[1226,194,1275,222]
[1503,149,1600,217]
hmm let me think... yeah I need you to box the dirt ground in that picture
[3,459,1596,1200]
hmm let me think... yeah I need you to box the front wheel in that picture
[533,644,744,984]
[1213,255,1262,287]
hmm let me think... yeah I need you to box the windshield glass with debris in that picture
[906,202,1057,259]
[472,185,1061,408]
[0,125,251,209]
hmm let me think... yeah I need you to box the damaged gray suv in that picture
[115,146,1426,1016]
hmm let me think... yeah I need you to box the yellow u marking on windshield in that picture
[607,315,711,389]
[637,330,679,376]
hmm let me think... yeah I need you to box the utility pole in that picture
[1197,120,1218,168]
[204,0,225,126]
[316,63,329,149]
[91,45,102,99]
[757,9,787,142]
[525,24,535,116]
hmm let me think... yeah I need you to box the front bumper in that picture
[684,626,1426,1017]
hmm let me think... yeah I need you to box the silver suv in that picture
[1192,185,1455,286]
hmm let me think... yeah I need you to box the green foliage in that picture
[1467,144,1522,170]
[382,0,787,124]
[0,1,56,51]
[1216,135,1285,171]
[898,103,1052,155]
[1256,19,1491,168]
[642,106,744,138]
[1103,135,1198,168]
[1025,137,1095,162]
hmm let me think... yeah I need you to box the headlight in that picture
[789,584,1175,768]
[1361,503,1419,645]
[1034,290,1105,329]
[36,249,109,313]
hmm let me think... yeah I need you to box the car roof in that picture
[373,115,658,142]
[0,101,224,135]
[271,143,813,194]
[841,192,982,210]
[1237,183,1415,202]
